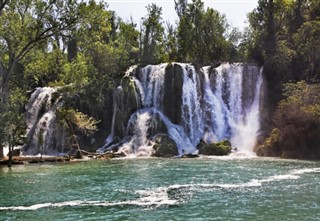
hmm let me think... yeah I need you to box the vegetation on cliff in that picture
[257,82,320,159]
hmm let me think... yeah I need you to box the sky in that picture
[107,0,259,31]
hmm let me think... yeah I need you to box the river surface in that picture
[0,157,320,220]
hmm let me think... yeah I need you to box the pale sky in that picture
[107,0,258,31]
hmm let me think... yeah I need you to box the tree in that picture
[176,0,230,63]
[57,108,98,158]
[174,0,188,18]
[0,0,78,104]
[0,88,26,166]
[140,4,166,65]
[164,21,179,62]
[293,21,320,81]
[258,81,320,159]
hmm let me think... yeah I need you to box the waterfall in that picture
[23,87,66,155]
[202,64,263,153]
[100,62,263,156]
[180,64,203,147]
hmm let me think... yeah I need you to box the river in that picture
[1,157,320,220]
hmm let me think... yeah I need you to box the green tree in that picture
[140,4,166,65]
[57,108,98,158]
[293,21,320,81]
[0,0,78,104]
[0,88,26,165]
[174,0,188,18]
[176,0,230,63]
[258,81,320,159]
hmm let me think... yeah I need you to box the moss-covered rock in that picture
[152,134,178,157]
[198,139,232,156]
[113,76,140,138]
[256,128,282,157]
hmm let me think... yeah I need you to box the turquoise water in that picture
[0,157,320,220]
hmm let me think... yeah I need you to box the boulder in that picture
[152,134,179,157]
[181,154,200,158]
[198,139,232,156]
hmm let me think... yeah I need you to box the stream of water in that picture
[1,157,319,220]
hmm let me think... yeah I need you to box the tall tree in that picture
[140,4,166,65]
[0,0,78,104]
[177,0,229,63]
[174,0,188,18]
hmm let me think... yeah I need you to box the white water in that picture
[202,64,263,153]
[181,64,203,147]
[23,87,64,155]
[1,167,319,211]
[104,63,263,156]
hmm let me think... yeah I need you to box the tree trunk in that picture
[8,136,13,167]
[0,71,9,104]
[66,120,82,159]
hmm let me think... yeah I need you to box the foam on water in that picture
[2,167,318,211]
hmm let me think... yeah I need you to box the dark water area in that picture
[1,157,320,220]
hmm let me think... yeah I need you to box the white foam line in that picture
[0,198,178,211]
[292,168,320,175]
[2,168,319,211]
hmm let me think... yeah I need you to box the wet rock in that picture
[152,134,178,157]
[198,139,232,156]
[163,63,184,125]
[181,154,200,158]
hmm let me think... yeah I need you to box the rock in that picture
[163,63,184,125]
[181,154,200,158]
[198,139,232,156]
[196,140,206,150]
[113,76,141,139]
[152,134,178,157]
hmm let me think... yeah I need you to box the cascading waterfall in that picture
[181,64,203,147]
[202,64,263,153]
[23,87,66,155]
[101,62,263,156]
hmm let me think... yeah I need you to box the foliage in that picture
[260,81,320,159]
[0,88,26,163]
[140,4,166,65]
[176,0,231,63]
[57,108,98,136]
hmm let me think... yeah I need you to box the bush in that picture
[262,81,320,159]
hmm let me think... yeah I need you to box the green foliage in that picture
[57,108,98,136]
[0,88,26,156]
[176,0,231,63]
[140,4,166,65]
[256,128,281,157]
[262,81,320,159]
[293,21,320,80]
